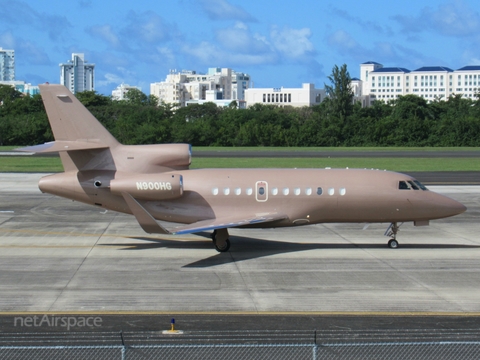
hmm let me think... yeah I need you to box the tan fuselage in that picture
[39,168,465,228]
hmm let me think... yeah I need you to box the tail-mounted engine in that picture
[110,173,183,200]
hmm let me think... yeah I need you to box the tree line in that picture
[1,66,480,147]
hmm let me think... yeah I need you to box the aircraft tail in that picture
[38,84,119,147]
[18,84,120,172]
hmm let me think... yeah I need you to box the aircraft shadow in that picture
[98,233,480,268]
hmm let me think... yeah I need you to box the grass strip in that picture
[3,146,480,153]
[191,158,480,172]
[1,156,478,172]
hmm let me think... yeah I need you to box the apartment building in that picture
[357,61,480,104]
[150,68,251,108]
[0,47,15,81]
[60,53,95,94]
[112,84,142,100]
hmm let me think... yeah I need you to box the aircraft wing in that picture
[122,192,287,235]
[170,213,288,235]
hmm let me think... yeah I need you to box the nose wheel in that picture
[388,239,399,249]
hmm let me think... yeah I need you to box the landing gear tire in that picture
[388,239,399,249]
[214,239,230,252]
[211,230,217,241]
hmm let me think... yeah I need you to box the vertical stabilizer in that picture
[37,84,120,172]
[39,84,119,147]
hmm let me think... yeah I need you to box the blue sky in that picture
[1,0,480,95]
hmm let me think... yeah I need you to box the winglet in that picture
[121,192,171,234]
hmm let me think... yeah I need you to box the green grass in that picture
[1,146,480,172]
[0,157,64,172]
[192,146,480,152]
[190,158,480,172]
[4,146,480,152]
[1,156,477,172]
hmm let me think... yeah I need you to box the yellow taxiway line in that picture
[1,311,480,316]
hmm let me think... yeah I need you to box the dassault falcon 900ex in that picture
[18,84,466,252]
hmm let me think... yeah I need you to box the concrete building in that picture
[0,81,39,96]
[356,61,480,104]
[59,53,95,94]
[150,68,251,108]
[0,47,15,81]
[245,83,326,108]
[112,84,141,100]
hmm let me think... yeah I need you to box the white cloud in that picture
[121,11,170,44]
[216,22,271,53]
[271,26,315,59]
[86,25,119,47]
[393,0,480,38]
[199,0,256,22]
[0,31,15,48]
[97,67,138,88]
[182,41,276,66]
[327,30,359,52]
[0,0,72,41]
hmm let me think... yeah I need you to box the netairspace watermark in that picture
[14,315,103,331]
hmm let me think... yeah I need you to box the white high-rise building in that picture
[59,53,95,94]
[0,47,15,81]
[356,61,480,105]
[150,68,251,108]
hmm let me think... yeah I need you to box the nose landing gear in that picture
[385,222,401,249]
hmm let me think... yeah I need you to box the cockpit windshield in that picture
[398,180,428,191]
[413,180,428,190]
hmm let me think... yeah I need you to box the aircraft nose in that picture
[434,194,467,218]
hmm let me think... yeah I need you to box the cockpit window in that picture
[414,180,428,190]
[398,181,409,190]
[407,181,420,190]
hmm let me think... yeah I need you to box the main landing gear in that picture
[211,228,230,252]
[385,222,401,249]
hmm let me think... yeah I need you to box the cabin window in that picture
[271,187,278,195]
[294,188,301,195]
[398,181,409,190]
[246,188,253,195]
[339,188,346,196]
[407,181,420,190]
[283,188,290,195]
[212,187,219,195]
[223,188,230,195]
[258,187,265,195]
[305,187,312,195]
[328,188,335,196]
[317,187,323,195]
[235,188,241,195]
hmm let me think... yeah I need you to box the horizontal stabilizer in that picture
[16,141,109,153]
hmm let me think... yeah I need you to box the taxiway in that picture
[0,173,479,313]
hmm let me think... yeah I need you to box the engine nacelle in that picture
[110,173,183,201]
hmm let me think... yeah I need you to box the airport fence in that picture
[1,331,480,359]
